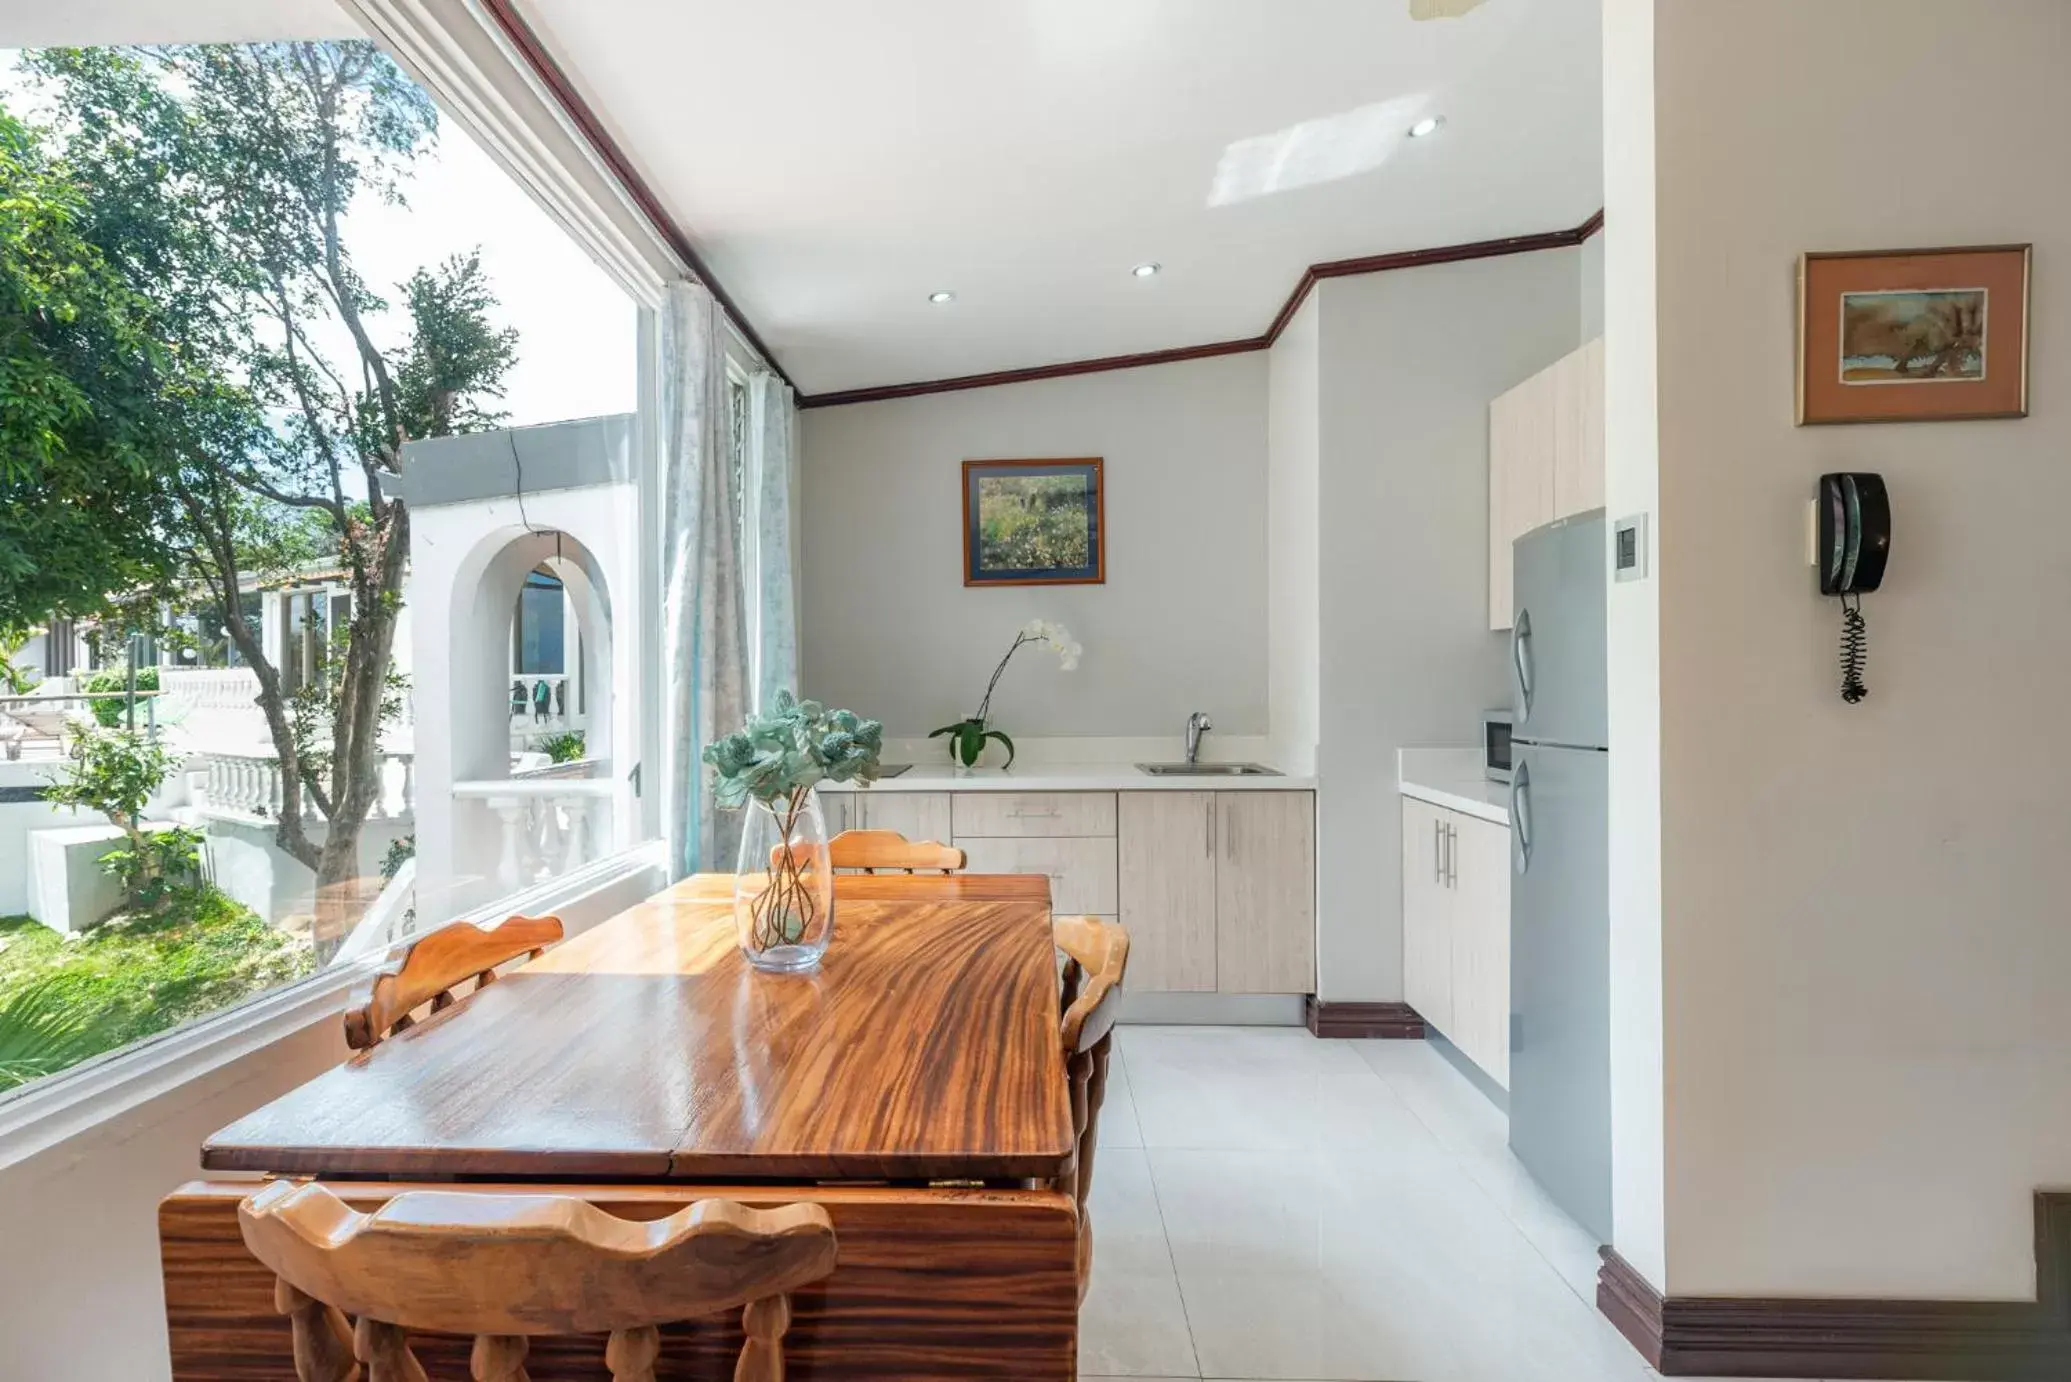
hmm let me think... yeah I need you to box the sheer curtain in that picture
[660,283,748,878]
[750,371,800,711]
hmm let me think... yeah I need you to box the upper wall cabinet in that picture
[1488,336,1604,629]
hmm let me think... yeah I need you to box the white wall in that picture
[1630,0,2071,1298]
[1578,227,1605,341]
[1311,250,1583,1002]
[1602,0,1666,1293]
[0,1016,350,1382]
[1267,296,1322,777]
[799,355,1270,737]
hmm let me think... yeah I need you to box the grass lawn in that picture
[0,887,315,1089]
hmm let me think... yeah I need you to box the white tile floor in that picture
[1074,1025,1903,1382]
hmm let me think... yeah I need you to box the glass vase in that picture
[732,788,835,973]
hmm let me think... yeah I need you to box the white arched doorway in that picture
[397,415,642,927]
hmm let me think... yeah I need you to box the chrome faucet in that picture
[1185,711,1212,765]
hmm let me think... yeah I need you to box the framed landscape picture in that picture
[962,458,1105,586]
[1797,244,2031,424]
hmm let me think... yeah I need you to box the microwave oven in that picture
[1482,709,1514,784]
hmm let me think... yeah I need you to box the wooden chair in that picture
[827,828,965,874]
[343,915,563,1051]
[238,1179,838,1382]
[1051,914,1129,1302]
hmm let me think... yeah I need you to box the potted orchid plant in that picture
[704,691,883,972]
[931,619,1082,769]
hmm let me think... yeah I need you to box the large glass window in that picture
[0,35,643,1097]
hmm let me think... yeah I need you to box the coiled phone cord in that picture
[1839,592,1868,705]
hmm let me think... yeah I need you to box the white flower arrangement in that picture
[931,619,1083,768]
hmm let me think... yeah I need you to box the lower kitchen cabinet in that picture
[1116,793,1217,991]
[823,786,1317,998]
[1216,791,1316,994]
[1400,798,1510,1088]
[1401,798,1455,1035]
[1118,791,1316,996]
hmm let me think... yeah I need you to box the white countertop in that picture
[1397,747,1510,826]
[826,760,1316,793]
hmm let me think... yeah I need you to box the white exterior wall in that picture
[408,483,640,927]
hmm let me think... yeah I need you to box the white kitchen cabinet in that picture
[1400,797,1455,1035]
[1216,791,1316,994]
[1399,798,1510,1088]
[1489,335,1604,629]
[1116,792,1218,992]
[1446,814,1511,1088]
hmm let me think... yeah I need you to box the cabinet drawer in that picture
[958,836,1118,915]
[952,792,1116,838]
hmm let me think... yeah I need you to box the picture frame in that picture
[961,458,1105,587]
[1797,244,2031,425]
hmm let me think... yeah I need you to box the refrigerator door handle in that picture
[1511,608,1535,723]
[1510,760,1532,875]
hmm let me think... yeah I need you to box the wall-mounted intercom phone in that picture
[1817,472,1890,705]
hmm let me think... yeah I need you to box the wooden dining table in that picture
[160,873,1083,1380]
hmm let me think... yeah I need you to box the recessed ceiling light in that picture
[1408,115,1446,139]
[928,290,956,304]
[1132,263,1161,278]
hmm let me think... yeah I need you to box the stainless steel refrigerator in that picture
[1508,508,1612,1242]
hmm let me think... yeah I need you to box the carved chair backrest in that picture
[827,828,966,875]
[342,915,563,1051]
[238,1180,838,1382]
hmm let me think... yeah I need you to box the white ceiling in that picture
[521,0,1603,394]
[0,0,353,47]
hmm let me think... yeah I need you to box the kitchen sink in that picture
[1134,762,1281,777]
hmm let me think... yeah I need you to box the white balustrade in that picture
[451,778,616,894]
[196,750,416,822]
[157,667,262,709]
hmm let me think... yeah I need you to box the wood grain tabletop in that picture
[203,873,1074,1182]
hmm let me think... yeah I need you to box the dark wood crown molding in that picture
[801,210,1604,409]
[1599,1195,2071,1379]
[484,0,1603,410]
[1304,999,1426,1039]
[477,0,796,391]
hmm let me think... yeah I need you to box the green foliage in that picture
[379,835,415,880]
[43,726,192,908]
[98,826,205,910]
[0,980,120,1092]
[81,664,160,727]
[45,726,175,829]
[976,474,1092,572]
[394,252,519,439]
[704,691,884,809]
[0,106,183,636]
[537,730,586,764]
[0,633,32,695]
[0,890,314,1089]
[929,718,1017,769]
[18,42,509,893]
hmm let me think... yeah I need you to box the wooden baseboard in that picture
[1599,1195,2071,1379]
[1303,998,1425,1039]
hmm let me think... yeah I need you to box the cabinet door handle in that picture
[1445,823,1458,888]
[1433,818,1443,884]
[1205,799,1214,858]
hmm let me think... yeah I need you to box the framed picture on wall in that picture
[962,458,1106,586]
[1797,244,2031,424]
